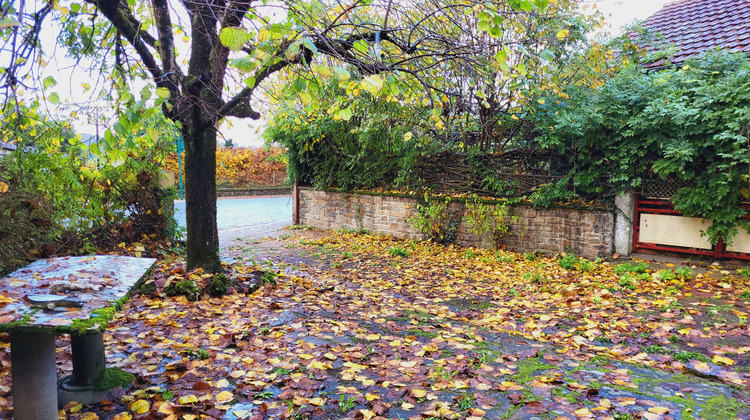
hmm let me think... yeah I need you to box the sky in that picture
[589,0,673,35]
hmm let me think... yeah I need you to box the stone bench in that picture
[0,255,156,420]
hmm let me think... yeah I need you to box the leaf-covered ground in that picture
[1,228,749,419]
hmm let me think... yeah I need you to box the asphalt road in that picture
[173,196,293,233]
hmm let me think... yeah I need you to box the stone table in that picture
[0,255,156,420]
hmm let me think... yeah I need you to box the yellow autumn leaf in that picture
[298,353,314,360]
[712,355,735,366]
[0,182,8,193]
[556,29,570,41]
[158,402,176,414]
[365,392,380,401]
[178,394,199,404]
[232,409,251,419]
[453,380,469,389]
[308,397,325,406]
[0,295,17,305]
[110,413,132,420]
[649,407,670,414]
[79,413,99,420]
[575,407,591,416]
[215,391,234,403]
[214,378,230,388]
[69,403,83,413]
[357,409,376,420]
[401,401,414,410]
[400,360,418,368]
[691,361,712,373]
[358,377,376,386]
[129,399,150,415]
[411,389,427,398]
[308,360,332,370]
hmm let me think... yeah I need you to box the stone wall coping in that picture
[297,187,613,212]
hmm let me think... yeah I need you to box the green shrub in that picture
[559,254,578,270]
[577,258,595,272]
[536,51,750,245]
[464,197,518,248]
[0,188,55,275]
[657,270,677,281]
[388,246,410,258]
[0,104,177,268]
[528,179,580,209]
[410,195,463,245]
[674,266,694,279]
[618,274,637,291]
[614,262,649,275]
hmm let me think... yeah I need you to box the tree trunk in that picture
[183,116,222,273]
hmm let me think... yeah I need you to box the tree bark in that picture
[183,116,222,273]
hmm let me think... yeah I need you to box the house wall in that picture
[297,188,614,258]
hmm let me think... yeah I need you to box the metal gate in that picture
[633,194,750,260]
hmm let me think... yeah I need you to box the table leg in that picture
[71,332,105,386]
[10,330,58,420]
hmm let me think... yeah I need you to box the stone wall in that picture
[297,188,614,259]
[298,189,423,240]
[217,186,291,197]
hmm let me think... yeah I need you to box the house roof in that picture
[0,142,16,151]
[642,0,750,64]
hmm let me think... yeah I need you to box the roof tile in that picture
[642,0,750,65]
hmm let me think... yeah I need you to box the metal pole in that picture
[177,137,184,199]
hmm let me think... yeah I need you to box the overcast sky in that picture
[590,0,672,34]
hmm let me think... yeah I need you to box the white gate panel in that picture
[726,228,750,253]
[639,214,713,250]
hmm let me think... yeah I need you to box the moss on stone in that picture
[69,306,117,334]
[696,394,743,420]
[407,329,439,339]
[93,368,136,391]
[510,356,556,384]
[0,314,34,333]
[208,273,237,297]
